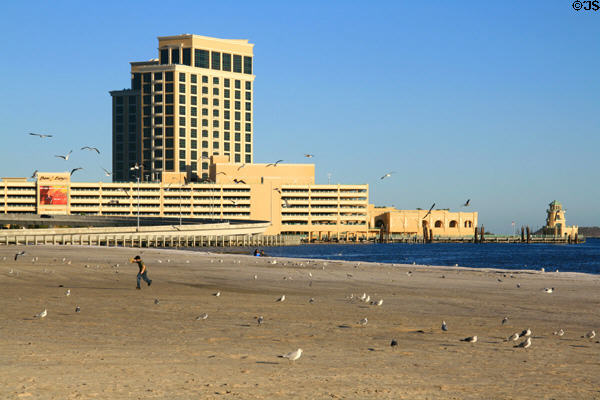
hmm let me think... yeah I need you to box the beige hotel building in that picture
[110,35,254,182]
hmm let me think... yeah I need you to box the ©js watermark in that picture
[573,1,600,11]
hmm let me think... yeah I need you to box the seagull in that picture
[213,291,221,297]
[507,333,520,342]
[81,146,100,154]
[70,167,83,176]
[309,298,315,303]
[229,199,238,205]
[237,164,246,171]
[516,283,521,288]
[514,337,531,348]
[257,316,263,326]
[75,305,81,313]
[102,167,112,177]
[30,170,39,179]
[423,203,436,219]
[233,179,246,184]
[65,289,71,296]
[584,330,596,339]
[55,150,73,160]
[520,329,532,337]
[279,348,302,362]
[461,336,477,343]
[304,154,314,158]
[130,163,139,171]
[217,172,227,176]
[14,251,26,261]
[276,295,286,302]
[364,295,370,303]
[274,187,282,194]
[282,198,290,208]
[380,171,395,180]
[196,313,208,320]
[375,299,383,306]
[462,199,471,207]
[543,287,554,293]
[441,321,448,331]
[35,309,47,319]
[29,132,53,138]
[502,317,509,325]
[359,293,366,301]
[358,317,368,326]
[553,329,564,336]
[390,339,398,347]
[266,160,284,167]
[253,275,258,280]
[154,298,160,305]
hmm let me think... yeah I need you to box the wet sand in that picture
[1,245,599,399]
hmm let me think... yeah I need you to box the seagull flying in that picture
[423,203,436,219]
[462,199,471,207]
[81,146,100,154]
[29,132,53,138]
[279,348,302,361]
[102,167,112,176]
[380,171,395,180]
[233,178,246,184]
[461,336,477,343]
[14,251,26,261]
[35,309,47,318]
[276,295,286,302]
[70,167,83,176]
[237,164,246,171]
[55,150,73,161]
[266,160,284,167]
[514,337,531,348]
[30,170,39,179]
[282,198,290,208]
[304,154,314,158]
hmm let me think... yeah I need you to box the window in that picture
[182,48,191,66]
[165,105,173,114]
[213,120,219,127]
[449,220,458,228]
[154,149,163,157]
[235,154,241,163]
[202,141,208,148]
[143,84,150,93]
[213,98,219,106]
[202,75,208,83]
[191,140,197,149]
[179,127,185,137]
[243,56,252,74]
[245,112,251,121]
[245,102,251,111]
[211,51,220,70]
[154,83,163,91]
[235,101,240,110]
[202,87,208,94]
[132,74,141,90]
[165,160,174,170]
[245,154,251,163]
[233,55,242,73]
[195,49,209,68]
[179,84,186,93]
[165,71,173,81]
[245,81,251,90]
[166,94,174,104]
[464,220,472,228]
[179,161,186,171]
[224,143,230,151]
[235,91,240,100]
[191,118,197,127]
[202,97,208,105]
[179,139,186,148]
[245,133,251,142]
[235,132,241,141]
[224,111,230,119]
[213,109,219,117]
[191,151,197,159]
[202,119,208,126]
[224,78,230,87]
[224,100,230,109]
[116,97,123,105]
[143,95,150,105]
[179,106,186,114]
[213,88,219,96]
[213,142,219,149]
[224,121,230,130]
[235,80,241,89]
[143,106,150,115]
[213,131,219,138]
[245,123,251,132]
[235,143,240,152]
[160,49,169,64]
[154,72,162,80]
[154,116,162,125]
[165,83,173,92]
[191,129,197,138]
[222,53,231,71]
[165,127,174,136]
[224,89,230,98]
[179,117,186,125]
[202,130,208,137]
[224,132,230,140]
[235,111,241,120]
[154,138,163,146]
[179,95,186,104]
[154,94,163,103]
[191,74,197,84]
[166,116,174,125]
[245,144,251,153]
[171,48,180,64]
[202,108,208,116]
[165,139,173,147]
[191,86,197,95]
[191,107,197,116]
[434,220,443,228]
[191,96,197,105]
[143,73,151,83]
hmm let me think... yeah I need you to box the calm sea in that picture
[260,238,600,275]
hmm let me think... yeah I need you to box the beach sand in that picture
[1,245,599,399]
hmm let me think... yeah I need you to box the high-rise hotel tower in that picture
[110,35,254,182]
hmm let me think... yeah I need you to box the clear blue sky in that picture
[1,1,598,233]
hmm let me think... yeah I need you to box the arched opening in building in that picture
[464,220,472,228]
[449,220,458,228]
[434,220,443,228]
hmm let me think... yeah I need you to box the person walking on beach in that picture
[130,255,152,289]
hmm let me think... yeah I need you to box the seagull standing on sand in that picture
[461,336,477,343]
[553,329,564,336]
[55,150,73,161]
[35,309,47,318]
[507,333,520,342]
[358,318,368,326]
[213,291,221,297]
[543,287,555,293]
[14,251,26,261]
[65,289,71,296]
[280,348,302,362]
[584,330,596,339]
[390,339,398,347]
[502,317,509,325]
[441,321,448,331]
[514,337,531,348]
[196,313,208,320]
[257,316,264,326]
[75,305,81,313]
[276,295,286,302]
[520,329,532,337]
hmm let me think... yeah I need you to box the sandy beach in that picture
[1,245,599,399]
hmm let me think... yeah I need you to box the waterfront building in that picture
[111,35,254,183]
[541,200,578,238]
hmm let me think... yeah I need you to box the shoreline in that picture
[1,245,599,399]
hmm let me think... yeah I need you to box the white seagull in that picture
[380,171,395,180]
[461,336,477,343]
[584,330,596,339]
[55,150,73,160]
[266,160,284,167]
[35,309,47,319]
[102,167,112,177]
[65,289,71,296]
[507,333,520,342]
[553,329,564,336]
[70,167,83,176]
[276,295,286,302]
[304,154,314,158]
[196,313,208,320]
[520,329,532,337]
[257,316,263,325]
[213,291,221,297]
[280,348,302,362]
[29,132,53,138]
[543,287,554,293]
[81,146,100,154]
[441,321,448,331]
[358,317,368,326]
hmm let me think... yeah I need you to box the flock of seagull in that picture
[28,132,106,177]
[6,249,599,365]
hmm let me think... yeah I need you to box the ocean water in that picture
[260,238,600,275]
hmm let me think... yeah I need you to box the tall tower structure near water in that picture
[110,35,255,182]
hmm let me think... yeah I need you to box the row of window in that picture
[159,48,252,75]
